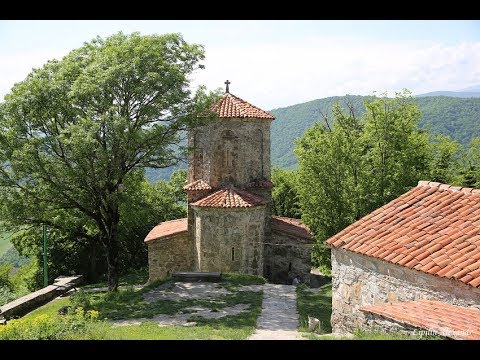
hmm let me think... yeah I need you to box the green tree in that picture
[271,168,301,219]
[428,134,463,185]
[295,102,363,271]
[0,32,216,290]
[295,91,431,270]
[169,169,188,205]
[460,137,480,187]
[360,90,430,212]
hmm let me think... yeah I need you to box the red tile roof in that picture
[212,93,275,120]
[144,218,188,243]
[247,179,274,189]
[184,179,212,191]
[272,216,314,241]
[191,186,268,208]
[326,181,480,288]
[361,300,480,340]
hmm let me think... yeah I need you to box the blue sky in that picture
[1,20,479,109]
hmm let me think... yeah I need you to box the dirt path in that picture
[248,284,303,340]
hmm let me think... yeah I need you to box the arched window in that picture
[222,130,236,170]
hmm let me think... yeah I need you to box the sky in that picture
[1,20,480,110]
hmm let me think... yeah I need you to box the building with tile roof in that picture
[145,83,314,284]
[326,181,480,338]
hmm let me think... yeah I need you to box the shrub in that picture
[0,307,100,340]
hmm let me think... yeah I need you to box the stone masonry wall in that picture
[331,248,480,334]
[193,206,265,276]
[264,232,312,285]
[188,119,272,189]
[147,232,193,282]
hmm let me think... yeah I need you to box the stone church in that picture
[145,83,313,284]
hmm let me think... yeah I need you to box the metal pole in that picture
[43,223,48,287]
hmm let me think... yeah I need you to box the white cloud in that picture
[193,40,480,109]
[2,39,480,110]
[0,48,68,100]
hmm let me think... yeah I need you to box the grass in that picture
[22,297,71,319]
[16,272,264,340]
[219,272,266,291]
[82,267,149,289]
[0,231,12,257]
[296,282,332,334]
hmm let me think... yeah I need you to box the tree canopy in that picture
[0,32,216,290]
[295,91,431,271]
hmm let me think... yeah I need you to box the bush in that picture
[0,307,100,340]
[0,286,16,306]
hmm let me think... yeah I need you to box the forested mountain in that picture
[270,96,480,169]
[145,95,480,180]
[416,91,480,98]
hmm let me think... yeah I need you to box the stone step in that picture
[171,272,222,282]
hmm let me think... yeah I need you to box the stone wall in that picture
[192,206,265,276]
[147,232,193,282]
[264,232,312,285]
[331,248,480,334]
[0,276,83,320]
[188,119,272,189]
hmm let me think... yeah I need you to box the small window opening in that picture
[288,262,292,271]
[231,247,235,261]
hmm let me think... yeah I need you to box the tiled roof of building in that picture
[272,216,314,241]
[361,300,480,340]
[212,93,275,120]
[191,186,268,208]
[144,218,188,243]
[326,181,480,288]
[247,179,274,189]
[183,179,212,191]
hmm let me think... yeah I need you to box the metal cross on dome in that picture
[224,80,230,93]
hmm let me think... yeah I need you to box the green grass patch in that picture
[297,282,332,334]
[219,272,266,291]
[22,297,71,319]
[82,267,149,289]
[6,272,265,339]
[67,321,255,340]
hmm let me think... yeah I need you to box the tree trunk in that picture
[106,240,119,291]
[103,208,121,292]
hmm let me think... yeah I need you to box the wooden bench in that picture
[171,272,222,282]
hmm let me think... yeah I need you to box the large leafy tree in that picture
[271,167,302,219]
[0,32,215,290]
[295,91,431,270]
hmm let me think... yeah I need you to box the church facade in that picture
[145,85,313,284]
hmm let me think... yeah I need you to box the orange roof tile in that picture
[361,300,480,340]
[184,179,212,191]
[326,181,480,288]
[272,216,314,241]
[144,218,188,243]
[191,186,267,208]
[247,179,274,189]
[212,93,275,120]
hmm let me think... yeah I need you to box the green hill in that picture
[145,95,480,180]
[270,96,480,169]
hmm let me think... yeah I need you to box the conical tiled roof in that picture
[184,179,212,191]
[212,93,275,120]
[191,186,268,208]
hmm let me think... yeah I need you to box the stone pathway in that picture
[249,284,303,340]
